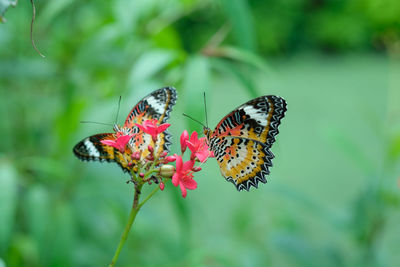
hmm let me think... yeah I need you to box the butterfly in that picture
[203,95,287,191]
[73,87,177,172]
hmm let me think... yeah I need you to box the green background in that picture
[1,0,400,266]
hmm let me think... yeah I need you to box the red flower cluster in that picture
[100,119,211,198]
[135,119,170,142]
[170,130,211,198]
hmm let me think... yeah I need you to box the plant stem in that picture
[109,184,142,267]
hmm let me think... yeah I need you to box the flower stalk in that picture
[100,120,211,266]
[109,183,142,267]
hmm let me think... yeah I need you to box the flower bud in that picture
[192,166,202,172]
[139,172,145,178]
[159,164,175,178]
[159,182,165,191]
[164,156,176,163]
[160,151,168,158]
[180,130,189,154]
[148,145,154,153]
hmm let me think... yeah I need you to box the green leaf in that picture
[0,159,17,252]
[128,50,175,86]
[217,46,272,74]
[221,0,256,51]
[211,58,258,98]
[25,186,50,251]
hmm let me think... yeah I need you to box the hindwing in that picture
[209,136,274,191]
[73,133,133,172]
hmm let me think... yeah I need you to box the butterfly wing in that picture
[208,95,286,191]
[73,133,133,172]
[124,87,177,154]
[208,136,274,191]
[213,95,286,148]
[124,86,177,127]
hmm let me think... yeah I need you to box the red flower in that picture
[180,130,189,154]
[135,119,170,142]
[101,133,134,153]
[186,131,210,163]
[172,155,197,198]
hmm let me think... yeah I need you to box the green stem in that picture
[109,184,142,267]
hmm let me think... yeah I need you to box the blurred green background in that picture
[1,0,400,266]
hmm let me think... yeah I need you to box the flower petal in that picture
[180,130,189,153]
[179,182,187,198]
[157,123,170,133]
[100,140,117,146]
[172,173,179,186]
[116,134,133,147]
[183,178,197,190]
[174,154,182,172]
[182,159,195,171]
[190,131,198,144]
[195,150,210,163]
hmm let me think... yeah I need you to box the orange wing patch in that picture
[209,136,274,191]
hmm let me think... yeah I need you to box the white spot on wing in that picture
[146,96,164,114]
[84,138,100,157]
[243,106,269,126]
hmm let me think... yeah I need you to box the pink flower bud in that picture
[131,151,141,160]
[139,172,145,178]
[159,182,165,191]
[148,145,154,153]
[164,156,176,163]
[192,166,202,172]
[160,151,168,158]
[180,130,189,154]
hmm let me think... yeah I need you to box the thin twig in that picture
[30,0,45,58]
[201,22,231,57]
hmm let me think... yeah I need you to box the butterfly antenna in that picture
[115,95,122,124]
[80,121,114,126]
[203,92,209,128]
[183,113,206,128]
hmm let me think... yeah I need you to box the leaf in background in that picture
[39,0,74,25]
[25,185,50,259]
[217,46,272,74]
[182,55,210,130]
[0,0,17,23]
[220,0,256,52]
[128,50,176,88]
[211,58,258,98]
[0,159,17,253]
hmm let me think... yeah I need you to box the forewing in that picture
[124,87,177,127]
[213,95,286,148]
[73,133,133,172]
[208,136,274,191]
[124,87,177,153]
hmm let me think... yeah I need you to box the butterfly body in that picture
[73,87,177,173]
[204,95,287,191]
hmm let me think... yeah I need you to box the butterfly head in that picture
[203,127,212,142]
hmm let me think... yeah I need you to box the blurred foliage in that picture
[0,0,400,266]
